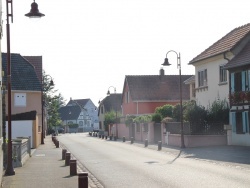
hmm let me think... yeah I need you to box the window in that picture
[126,91,130,103]
[79,121,83,126]
[101,106,104,114]
[232,111,249,134]
[136,123,140,132]
[219,65,227,83]
[14,93,26,106]
[198,69,207,87]
[231,70,250,92]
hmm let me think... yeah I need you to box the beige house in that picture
[2,53,42,148]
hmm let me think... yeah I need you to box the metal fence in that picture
[190,121,226,135]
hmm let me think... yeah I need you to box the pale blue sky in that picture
[1,0,250,105]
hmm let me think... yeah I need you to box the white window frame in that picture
[198,69,207,87]
[219,65,227,83]
[14,93,26,107]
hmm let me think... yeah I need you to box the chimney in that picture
[160,68,165,76]
[159,68,164,81]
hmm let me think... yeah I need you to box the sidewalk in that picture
[1,136,84,188]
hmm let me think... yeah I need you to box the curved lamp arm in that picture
[107,86,116,95]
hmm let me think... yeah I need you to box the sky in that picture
[1,0,250,106]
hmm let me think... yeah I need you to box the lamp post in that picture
[5,0,45,176]
[41,75,54,144]
[162,50,185,148]
[107,86,118,138]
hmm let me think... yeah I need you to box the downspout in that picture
[136,101,139,115]
[223,51,231,107]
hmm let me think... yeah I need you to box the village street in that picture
[58,133,250,188]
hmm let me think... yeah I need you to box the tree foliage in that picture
[133,115,152,124]
[43,71,65,131]
[155,104,173,118]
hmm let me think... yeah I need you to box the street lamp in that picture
[107,86,118,138]
[5,0,45,176]
[162,50,185,148]
[41,75,54,144]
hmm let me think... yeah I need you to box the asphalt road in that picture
[58,133,250,188]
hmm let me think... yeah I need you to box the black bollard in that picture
[123,136,125,142]
[78,172,88,188]
[145,139,148,147]
[70,159,77,176]
[158,141,162,151]
[62,149,67,160]
[131,137,134,144]
[65,152,71,166]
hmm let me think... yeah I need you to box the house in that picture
[59,98,98,132]
[121,69,193,116]
[98,93,122,133]
[2,53,42,148]
[189,23,250,146]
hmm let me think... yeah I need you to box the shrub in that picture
[151,113,162,123]
[155,104,173,118]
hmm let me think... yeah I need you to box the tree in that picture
[43,71,65,133]
[104,110,121,131]
[155,104,173,118]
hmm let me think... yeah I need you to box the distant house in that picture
[2,53,42,148]
[98,93,122,132]
[189,23,250,146]
[59,98,98,132]
[121,69,193,116]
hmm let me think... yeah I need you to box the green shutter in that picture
[242,112,246,133]
[231,112,236,132]
[231,73,235,92]
[242,71,246,91]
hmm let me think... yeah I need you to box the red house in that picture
[121,69,193,116]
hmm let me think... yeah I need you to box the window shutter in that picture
[242,111,246,133]
[231,73,235,92]
[242,71,246,91]
[231,112,236,132]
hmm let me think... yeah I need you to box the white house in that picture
[189,23,250,146]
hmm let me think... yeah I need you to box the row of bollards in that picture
[52,136,59,148]
[61,148,88,188]
[88,132,163,151]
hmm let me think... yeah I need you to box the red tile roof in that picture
[189,23,250,64]
[125,75,193,101]
[224,41,250,69]
[24,56,43,83]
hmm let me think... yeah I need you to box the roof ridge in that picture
[189,23,250,64]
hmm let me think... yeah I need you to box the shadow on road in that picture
[181,145,250,165]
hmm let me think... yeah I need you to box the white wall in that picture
[231,133,250,146]
[6,120,33,148]
[195,55,230,108]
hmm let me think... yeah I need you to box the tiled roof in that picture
[2,53,41,91]
[224,41,250,69]
[125,75,193,101]
[101,93,122,112]
[67,99,90,107]
[58,105,81,121]
[23,56,43,83]
[189,23,250,64]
